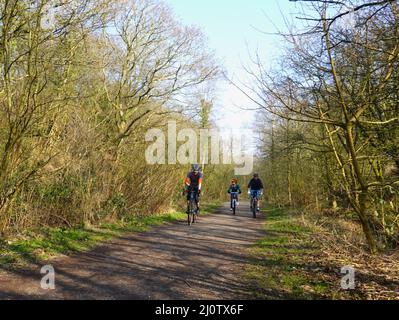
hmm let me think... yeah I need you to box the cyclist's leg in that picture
[186,188,191,213]
[250,191,256,208]
[196,189,200,214]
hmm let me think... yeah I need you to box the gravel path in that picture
[0,203,266,300]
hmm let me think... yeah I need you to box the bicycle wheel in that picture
[188,200,193,226]
[252,198,257,218]
[191,199,197,225]
[232,199,236,215]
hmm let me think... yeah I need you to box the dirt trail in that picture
[0,203,266,300]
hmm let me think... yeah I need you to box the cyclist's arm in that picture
[198,173,203,191]
[247,179,253,189]
[184,175,191,189]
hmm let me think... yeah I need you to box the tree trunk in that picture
[358,190,378,254]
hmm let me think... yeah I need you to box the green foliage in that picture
[39,183,73,203]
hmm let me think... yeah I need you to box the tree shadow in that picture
[0,206,272,300]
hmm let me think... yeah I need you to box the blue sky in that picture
[166,0,299,130]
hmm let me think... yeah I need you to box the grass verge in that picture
[0,202,221,271]
[245,206,365,300]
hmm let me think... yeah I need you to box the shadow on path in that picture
[0,203,268,300]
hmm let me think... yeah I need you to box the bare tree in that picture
[246,0,399,253]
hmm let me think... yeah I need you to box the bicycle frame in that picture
[230,192,239,215]
[188,190,198,225]
[249,191,260,218]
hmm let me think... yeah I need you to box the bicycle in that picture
[249,190,261,219]
[230,192,239,215]
[187,189,199,226]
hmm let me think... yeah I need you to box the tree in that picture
[246,0,399,253]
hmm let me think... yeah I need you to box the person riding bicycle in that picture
[248,173,264,212]
[184,164,203,214]
[227,179,242,211]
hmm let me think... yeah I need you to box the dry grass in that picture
[247,206,398,300]
[302,210,399,300]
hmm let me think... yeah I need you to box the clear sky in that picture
[166,0,299,131]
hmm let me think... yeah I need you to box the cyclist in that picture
[227,179,242,211]
[247,173,264,212]
[184,164,203,215]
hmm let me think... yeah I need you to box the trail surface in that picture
[0,203,265,300]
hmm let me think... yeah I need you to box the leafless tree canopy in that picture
[0,0,225,234]
[247,0,399,253]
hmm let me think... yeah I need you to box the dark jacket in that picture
[248,178,264,191]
